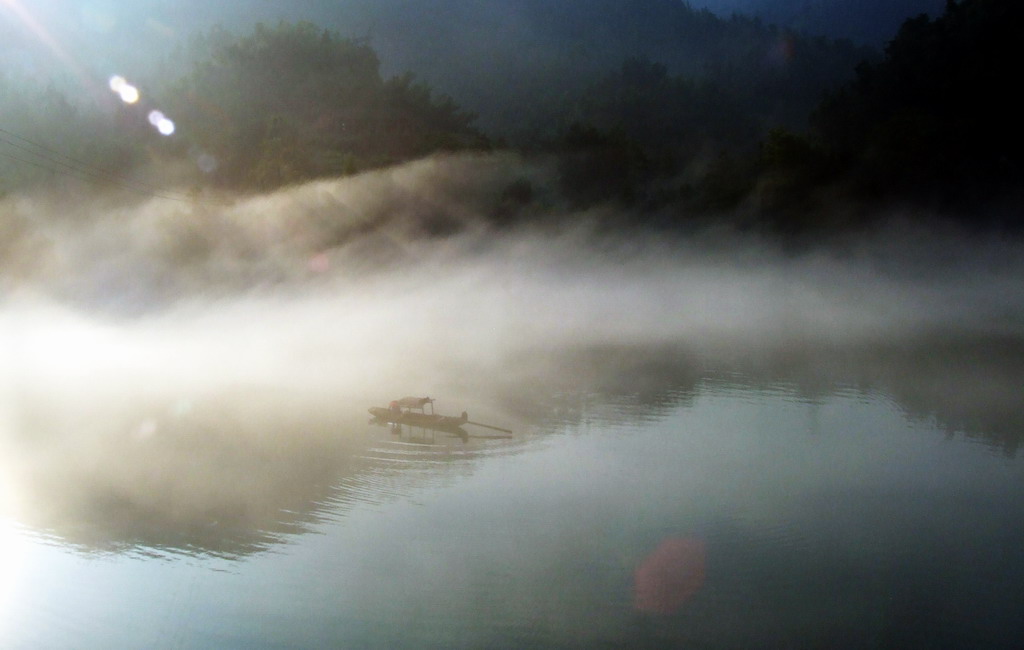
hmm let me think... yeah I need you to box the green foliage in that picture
[555,122,653,208]
[377,72,482,161]
[161,21,486,189]
[553,57,769,214]
[692,153,759,213]
[813,0,1024,208]
[3,1,1017,235]
[249,116,309,190]
[755,127,835,215]
[568,57,758,163]
[553,58,758,205]
[549,0,1021,227]
[412,0,871,143]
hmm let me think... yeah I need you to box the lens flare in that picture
[119,85,139,104]
[108,75,139,103]
[156,117,175,136]
[148,110,176,136]
[0,0,93,88]
[634,537,707,614]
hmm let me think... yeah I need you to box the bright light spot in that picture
[119,84,139,104]
[16,312,141,387]
[147,111,175,136]
[109,74,139,104]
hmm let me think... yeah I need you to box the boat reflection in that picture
[367,396,513,442]
[368,415,469,444]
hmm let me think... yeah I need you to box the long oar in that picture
[466,420,513,434]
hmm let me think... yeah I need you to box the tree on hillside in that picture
[161,21,486,189]
[570,57,762,157]
[811,0,1024,208]
[553,56,767,211]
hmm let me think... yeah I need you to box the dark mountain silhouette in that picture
[757,0,1024,227]
[2,1,875,139]
[3,0,1017,232]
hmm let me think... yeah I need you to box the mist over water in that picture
[2,151,1023,554]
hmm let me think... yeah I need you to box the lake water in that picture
[3,203,1024,648]
[2,338,1022,649]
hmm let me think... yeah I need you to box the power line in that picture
[0,148,62,174]
[0,125,219,204]
[0,126,193,201]
[0,134,189,202]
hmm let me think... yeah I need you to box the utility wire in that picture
[0,125,171,191]
[0,135,191,202]
[0,128,192,201]
[0,125,219,204]
[0,148,63,174]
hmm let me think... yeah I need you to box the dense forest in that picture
[159,23,486,189]
[0,0,1020,232]
[760,0,1024,228]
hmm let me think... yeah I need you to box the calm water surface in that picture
[2,368,1023,649]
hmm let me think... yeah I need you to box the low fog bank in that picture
[2,151,1023,552]
[3,151,1022,344]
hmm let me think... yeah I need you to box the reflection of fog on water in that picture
[7,387,346,557]
[3,334,1021,558]
[3,377,533,557]
[1,152,1023,557]
[498,338,1024,456]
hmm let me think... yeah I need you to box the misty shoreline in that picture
[4,153,1023,461]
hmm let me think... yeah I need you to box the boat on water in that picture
[368,397,469,433]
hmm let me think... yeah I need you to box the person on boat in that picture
[389,400,401,414]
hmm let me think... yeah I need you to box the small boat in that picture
[369,397,469,433]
